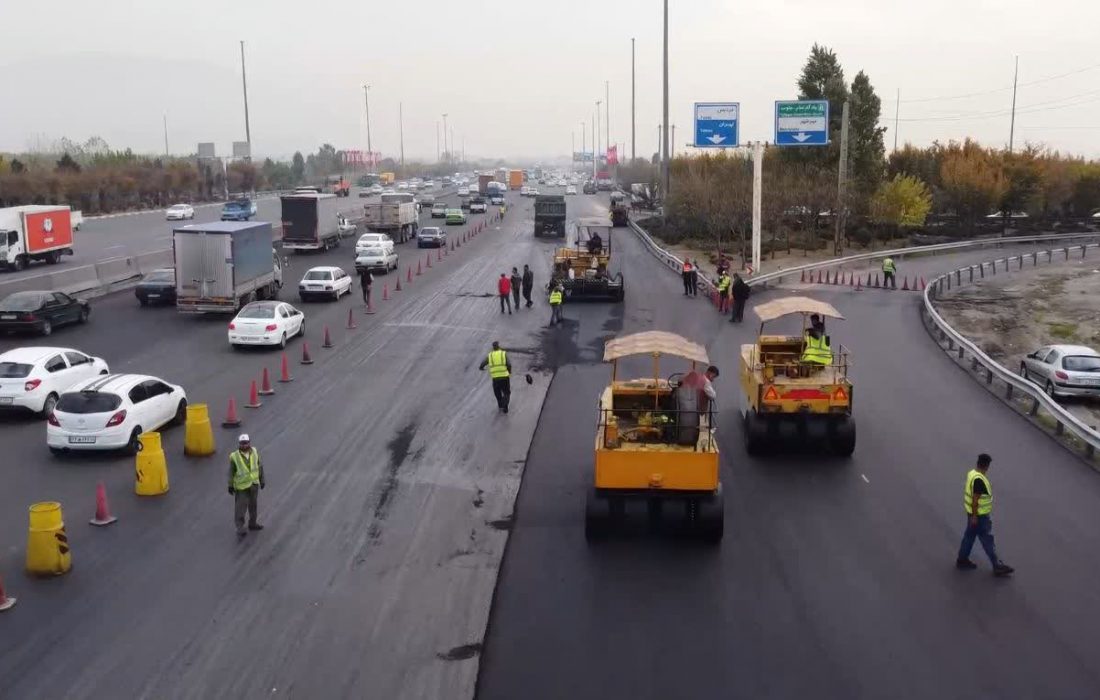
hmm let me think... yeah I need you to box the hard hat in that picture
[238,433,250,443]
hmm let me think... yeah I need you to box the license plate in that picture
[147,294,160,299]
[0,397,12,405]
[68,435,96,444]
[242,336,260,342]
[0,314,15,320]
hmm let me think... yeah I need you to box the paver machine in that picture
[738,296,855,456]
[586,331,723,542]
[609,192,629,227]
[550,217,624,302]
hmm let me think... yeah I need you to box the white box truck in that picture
[0,205,76,271]
[173,221,282,314]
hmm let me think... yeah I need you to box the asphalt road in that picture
[476,236,1100,698]
[0,188,587,699]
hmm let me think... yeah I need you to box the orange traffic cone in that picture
[395,277,403,292]
[450,240,455,252]
[902,275,910,291]
[407,266,413,283]
[278,353,293,382]
[346,307,357,330]
[456,237,462,248]
[322,325,334,348]
[246,380,262,408]
[437,248,443,262]
[816,270,823,284]
[919,276,927,291]
[873,273,880,288]
[364,298,375,315]
[383,283,389,301]
[222,397,242,427]
[426,253,432,269]
[89,481,117,526]
[856,276,863,291]
[259,367,275,396]
[0,575,16,612]
[301,341,314,365]
[417,260,423,276]
[800,269,806,283]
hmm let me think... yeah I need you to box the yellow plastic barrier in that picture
[26,502,71,576]
[135,432,169,496]
[184,403,216,457]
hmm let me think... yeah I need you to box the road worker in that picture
[478,341,512,413]
[228,434,265,538]
[548,283,564,326]
[957,453,1014,576]
[801,327,833,370]
[882,256,897,289]
[716,271,732,313]
[681,259,694,296]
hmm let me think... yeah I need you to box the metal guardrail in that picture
[922,243,1100,459]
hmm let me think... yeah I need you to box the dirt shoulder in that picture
[934,259,1100,428]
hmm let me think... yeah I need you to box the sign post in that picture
[774,100,829,146]
[693,103,740,149]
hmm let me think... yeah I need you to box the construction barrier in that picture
[183,403,216,456]
[93,256,141,286]
[26,502,71,576]
[135,432,169,496]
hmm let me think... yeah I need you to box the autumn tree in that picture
[871,175,933,235]
[939,140,1005,231]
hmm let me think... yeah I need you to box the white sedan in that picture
[457,187,470,196]
[566,185,577,195]
[47,373,187,454]
[228,301,305,349]
[298,266,353,302]
[0,346,109,416]
[166,203,195,220]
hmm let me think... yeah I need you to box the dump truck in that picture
[362,192,419,244]
[173,221,282,313]
[534,195,566,237]
[380,172,395,185]
[508,169,524,190]
[326,175,351,197]
[280,192,342,251]
[0,205,75,271]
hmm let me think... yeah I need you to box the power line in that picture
[899,61,1100,104]
[882,88,1100,123]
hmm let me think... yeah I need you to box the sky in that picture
[1,0,1098,163]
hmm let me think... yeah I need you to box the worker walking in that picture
[716,270,732,314]
[228,434,265,538]
[729,273,751,323]
[498,273,513,314]
[478,341,512,413]
[510,267,522,310]
[681,259,694,296]
[521,264,534,308]
[957,453,1014,576]
[548,283,564,326]
[882,256,897,289]
[358,267,373,305]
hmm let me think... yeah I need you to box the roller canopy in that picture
[603,331,710,363]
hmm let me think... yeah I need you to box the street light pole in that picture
[362,85,373,164]
[596,100,602,176]
[661,0,670,196]
[631,38,636,162]
[239,41,252,158]
[399,102,405,172]
[436,121,440,163]
[442,113,449,164]
[605,80,610,162]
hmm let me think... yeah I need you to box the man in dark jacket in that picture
[358,267,373,305]
[729,273,751,323]
[510,267,522,310]
[521,265,534,307]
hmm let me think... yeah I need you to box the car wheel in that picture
[126,428,143,455]
[279,332,287,349]
[298,321,306,337]
[1046,381,1057,399]
[40,320,52,336]
[40,393,59,418]
[1019,364,1028,381]
[172,399,188,426]
[78,307,89,323]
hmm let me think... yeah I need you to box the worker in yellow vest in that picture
[227,434,265,538]
[882,257,897,289]
[800,328,833,368]
[957,453,1014,576]
[479,341,513,413]
[715,272,731,313]
[548,283,564,327]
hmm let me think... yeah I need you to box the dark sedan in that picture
[135,268,177,306]
[0,291,90,336]
[416,226,448,249]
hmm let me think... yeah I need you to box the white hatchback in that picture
[47,373,187,454]
[298,266,353,302]
[0,347,109,416]
[228,301,305,349]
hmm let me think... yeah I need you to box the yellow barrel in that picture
[183,403,216,457]
[26,502,71,576]
[135,432,169,496]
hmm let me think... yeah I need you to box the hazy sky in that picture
[2,0,1098,162]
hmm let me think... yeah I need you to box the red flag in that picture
[607,145,618,165]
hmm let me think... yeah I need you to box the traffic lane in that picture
[478,237,1100,698]
[0,200,550,698]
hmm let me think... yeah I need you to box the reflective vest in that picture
[882,257,896,273]
[963,469,993,515]
[230,449,261,491]
[549,289,563,305]
[801,335,832,365]
[486,350,510,379]
[683,261,693,273]
[717,275,731,293]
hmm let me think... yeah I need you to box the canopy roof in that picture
[604,331,710,363]
[753,296,845,323]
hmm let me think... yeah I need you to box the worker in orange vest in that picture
[681,259,695,297]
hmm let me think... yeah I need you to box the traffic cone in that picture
[407,266,413,283]
[346,307,357,330]
[463,233,467,243]
[456,237,461,248]
[89,481,117,526]
[0,575,16,612]
[300,341,314,365]
[426,253,432,269]
[221,397,242,427]
[833,271,839,285]
[278,353,293,382]
[816,270,823,284]
[395,277,403,292]
[246,380,262,408]
[800,269,805,283]
[259,367,275,396]
[825,270,832,285]
[450,240,455,252]
[417,260,423,276]
[322,325,334,348]
[919,276,927,290]
[902,275,910,291]
[364,298,375,315]
[437,248,443,262]
[383,283,389,301]
[873,273,880,288]
[855,276,863,291]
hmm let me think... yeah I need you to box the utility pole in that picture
[1008,55,1019,154]
[670,124,675,157]
[581,121,586,161]
[239,41,252,158]
[595,104,601,179]
[436,121,440,163]
[661,0,670,197]
[893,89,900,152]
[398,103,406,172]
[442,113,449,164]
[751,142,764,275]
[163,114,169,157]
[631,37,636,162]
[450,128,455,165]
[835,100,851,256]
[572,131,575,164]
[363,85,373,162]
[605,80,610,161]
[657,124,661,162]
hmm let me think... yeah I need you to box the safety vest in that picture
[717,275,731,293]
[801,335,832,365]
[230,449,261,491]
[963,469,993,515]
[549,289,563,305]
[882,257,896,273]
[683,261,693,273]
[486,350,510,379]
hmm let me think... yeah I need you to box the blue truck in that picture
[220,198,257,221]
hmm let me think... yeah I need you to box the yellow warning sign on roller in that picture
[135,432,169,496]
[26,502,71,576]
[184,403,216,457]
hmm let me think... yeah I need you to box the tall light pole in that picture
[596,100,602,175]
[605,80,610,162]
[239,41,252,158]
[436,121,441,163]
[631,38,636,162]
[163,114,169,157]
[1008,55,1019,154]
[661,0,670,196]
[442,113,449,163]
[362,85,373,165]
[399,102,405,172]
[581,121,586,159]
[593,109,598,178]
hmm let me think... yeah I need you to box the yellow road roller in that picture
[738,296,854,456]
[586,330,722,542]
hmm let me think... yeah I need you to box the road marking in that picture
[861,474,870,483]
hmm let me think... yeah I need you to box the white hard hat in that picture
[238,433,250,443]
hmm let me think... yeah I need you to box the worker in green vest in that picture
[716,271,732,313]
[882,257,897,289]
[800,327,833,368]
[548,283,564,327]
[227,434,265,538]
[479,341,513,413]
[957,453,1014,576]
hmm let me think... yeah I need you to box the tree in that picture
[291,152,305,184]
[1000,147,1043,216]
[791,44,849,167]
[10,159,26,174]
[847,71,886,213]
[56,153,81,173]
[939,140,1005,231]
[870,175,933,232]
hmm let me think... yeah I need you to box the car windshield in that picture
[169,205,187,211]
[0,362,33,378]
[303,270,332,280]
[57,392,122,414]
[143,271,174,283]
[1064,355,1100,372]
[237,305,276,319]
[0,292,45,311]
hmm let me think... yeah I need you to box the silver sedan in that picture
[1019,344,1100,399]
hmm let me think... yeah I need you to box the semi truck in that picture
[173,221,283,314]
[280,192,342,251]
[362,192,419,244]
[508,170,524,190]
[534,195,567,237]
[0,205,76,271]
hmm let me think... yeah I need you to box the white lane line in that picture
[861,474,870,483]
